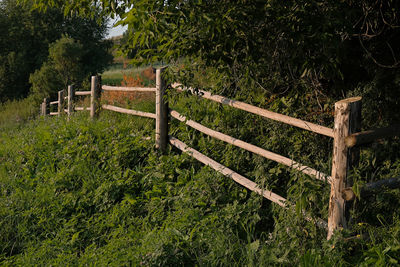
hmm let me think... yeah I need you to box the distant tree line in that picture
[0,0,112,103]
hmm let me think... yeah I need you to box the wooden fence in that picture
[41,69,400,240]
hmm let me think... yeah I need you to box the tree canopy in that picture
[0,0,112,102]
[26,0,400,125]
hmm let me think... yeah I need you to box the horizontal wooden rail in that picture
[102,104,156,119]
[102,85,156,92]
[64,109,68,113]
[170,110,331,183]
[343,176,400,201]
[170,136,328,229]
[169,136,287,207]
[172,83,334,138]
[49,112,58,116]
[50,101,58,105]
[75,106,90,111]
[75,91,91,96]
[345,124,400,147]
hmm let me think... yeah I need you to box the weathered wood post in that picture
[67,85,75,118]
[42,97,49,116]
[58,90,64,116]
[90,75,101,119]
[40,98,46,116]
[155,67,168,153]
[327,97,362,240]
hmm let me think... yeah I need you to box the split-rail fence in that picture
[40,69,400,240]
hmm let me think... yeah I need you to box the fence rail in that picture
[74,107,91,111]
[172,83,334,138]
[345,124,400,147]
[102,104,156,119]
[170,109,331,182]
[169,136,288,207]
[75,91,91,96]
[40,70,399,240]
[102,85,156,92]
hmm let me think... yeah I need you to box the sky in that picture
[107,18,128,38]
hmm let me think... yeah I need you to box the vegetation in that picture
[102,64,156,87]
[0,0,112,102]
[0,96,37,130]
[0,99,399,265]
[1,0,399,265]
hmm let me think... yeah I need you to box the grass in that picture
[101,63,157,87]
[0,84,399,265]
[0,111,272,265]
[0,96,38,131]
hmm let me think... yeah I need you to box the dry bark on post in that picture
[43,98,49,116]
[45,97,50,115]
[67,85,75,118]
[155,68,168,153]
[327,97,362,240]
[58,90,64,116]
[90,76,101,119]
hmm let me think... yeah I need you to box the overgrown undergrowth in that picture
[0,95,400,265]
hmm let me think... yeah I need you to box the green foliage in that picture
[0,109,399,265]
[48,36,85,88]
[0,96,37,130]
[30,34,113,102]
[30,0,400,127]
[30,36,86,101]
[29,61,64,102]
[0,0,112,102]
[3,0,400,265]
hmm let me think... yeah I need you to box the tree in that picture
[0,0,112,102]
[30,36,88,101]
[48,36,85,89]
[27,0,400,126]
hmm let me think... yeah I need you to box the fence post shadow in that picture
[90,75,102,119]
[155,67,168,153]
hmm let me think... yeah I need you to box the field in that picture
[101,63,157,87]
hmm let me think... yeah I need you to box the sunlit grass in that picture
[0,96,38,130]
[101,64,155,86]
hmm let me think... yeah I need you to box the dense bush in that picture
[30,36,104,102]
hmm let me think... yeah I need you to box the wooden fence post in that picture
[41,100,45,116]
[90,75,101,119]
[327,97,362,240]
[43,98,49,116]
[58,90,64,116]
[155,68,168,153]
[67,85,74,118]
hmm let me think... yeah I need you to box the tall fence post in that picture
[45,98,49,115]
[58,90,64,116]
[90,75,101,119]
[156,67,168,153]
[327,97,362,240]
[42,97,49,116]
[67,85,74,118]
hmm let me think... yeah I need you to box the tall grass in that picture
[101,64,156,86]
[0,96,38,130]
